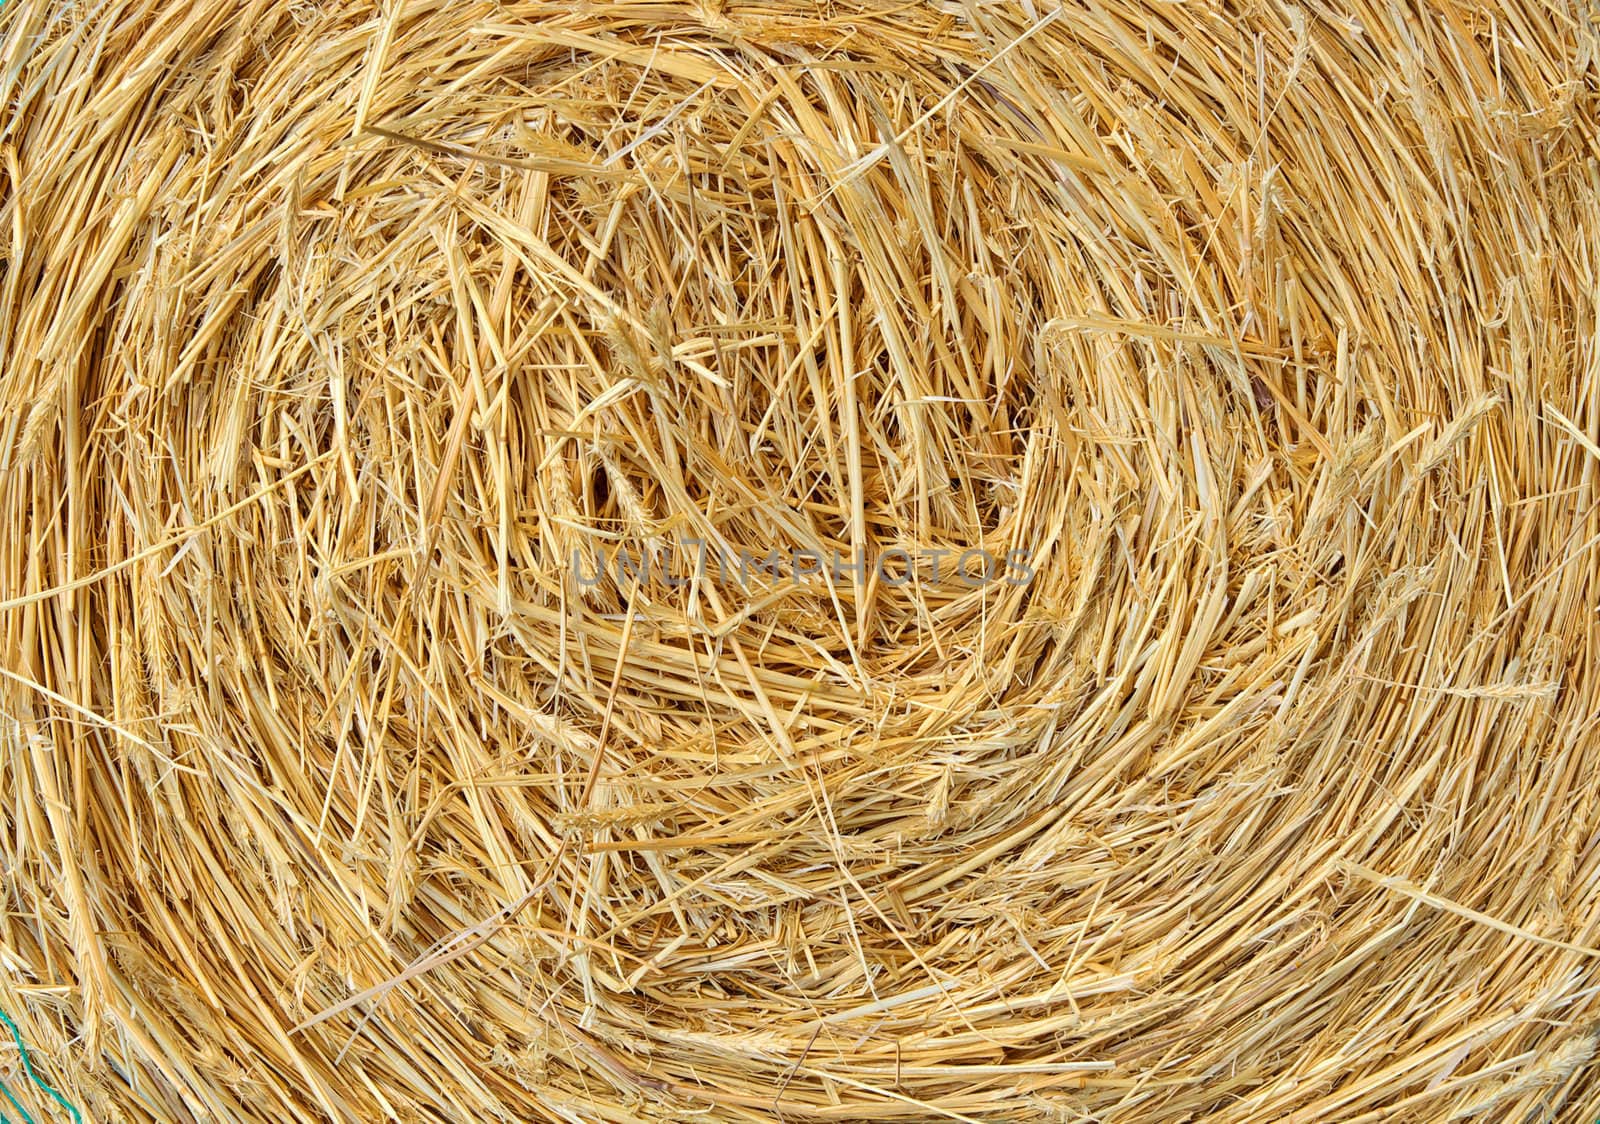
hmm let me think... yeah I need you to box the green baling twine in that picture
[0,1008,80,1124]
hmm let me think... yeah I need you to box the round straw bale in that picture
[1,1,1599,1121]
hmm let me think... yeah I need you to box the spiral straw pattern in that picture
[1,1,1598,1120]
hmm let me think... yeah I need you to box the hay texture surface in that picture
[2,1,1600,1121]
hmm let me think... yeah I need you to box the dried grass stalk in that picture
[1,0,1599,1120]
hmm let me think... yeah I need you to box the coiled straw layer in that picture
[1,1,1599,1120]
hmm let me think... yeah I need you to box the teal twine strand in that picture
[0,1009,79,1124]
